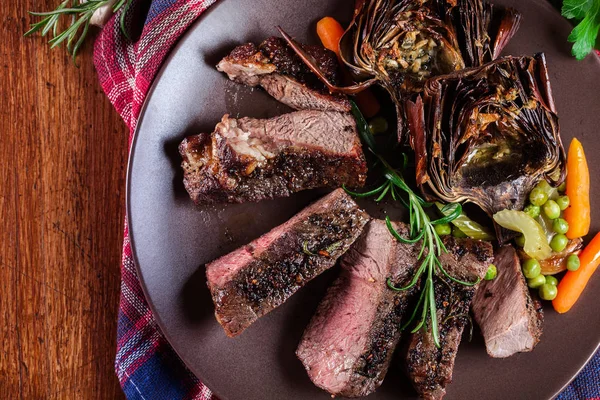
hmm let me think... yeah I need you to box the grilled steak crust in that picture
[472,245,543,358]
[297,221,420,397]
[217,37,351,112]
[179,111,367,204]
[406,237,494,400]
[206,189,370,337]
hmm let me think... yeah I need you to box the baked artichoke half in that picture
[406,54,566,241]
[339,0,521,95]
[279,0,520,140]
[341,0,521,139]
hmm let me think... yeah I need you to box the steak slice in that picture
[180,110,367,204]
[217,37,351,112]
[206,189,370,337]
[406,237,494,400]
[297,220,420,397]
[472,245,543,358]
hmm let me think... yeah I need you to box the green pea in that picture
[552,218,569,234]
[529,188,548,207]
[522,259,541,279]
[550,234,569,252]
[567,254,581,271]
[556,195,570,211]
[543,200,561,220]
[524,204,541,219]
[515,235,526,247]
[545,275,559,286]
[528,275,546,289]
[539,283,558,301]
[434,223,452,236]
[452,226,467,238]
[484,264,497,281]
[368,117,389,135]
[558,182,567,192]
[535,180,553,195]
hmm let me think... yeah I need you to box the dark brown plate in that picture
[127,0,600,399]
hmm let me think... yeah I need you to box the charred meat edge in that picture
[297,221,420,397]
[406,237,494,400]
[205,189,370,337]
[179,111,367,204]
[472,245,543,358]
[217,37,351,112]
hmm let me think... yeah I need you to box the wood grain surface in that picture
[1,2,127,398]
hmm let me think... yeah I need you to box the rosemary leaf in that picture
[436,261,481,287]
[430,203,462,225]
[400,284,425,330]
[342,183,387,198]
[72,19,91,63]
[385,216,424,244]
[428,273,440,347]
[119,0,133,40]
[25,0,131,60]
[374,183,391,202]
[350,100,377,153]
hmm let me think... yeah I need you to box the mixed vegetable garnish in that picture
[494,137,595,309]
[315,13,598,332]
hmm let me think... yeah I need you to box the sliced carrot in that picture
[564,138,590,239]
[316,16,381,118]
[553,232,600,313]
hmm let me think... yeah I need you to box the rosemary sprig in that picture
[25,0,133,61]
[346,101,480,348]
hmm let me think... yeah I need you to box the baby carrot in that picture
[316,17,381,118]
[553,232,600,313]
[316,17,345,58]
[563,138,590,239]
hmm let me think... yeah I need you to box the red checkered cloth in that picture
[94,1,218,399]
[94,1,599,399]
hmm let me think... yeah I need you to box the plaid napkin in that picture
[93,1,600,399]
[94,1,217,399]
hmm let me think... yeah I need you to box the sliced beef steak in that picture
[406,237,493,400]
[472,245,543,358]
[180,110,367,204]
[217,37,350,112]
[206,189,370,337]
[297,220,420,397]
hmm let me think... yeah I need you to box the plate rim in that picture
[125,1,600,398]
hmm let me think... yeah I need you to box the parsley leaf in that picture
[562,0,600,60]
[562,0,593,20]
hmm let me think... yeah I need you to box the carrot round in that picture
[316,17,381,118]
[553,232,600,313]
[563,138,590,239]
[316,17,345,57]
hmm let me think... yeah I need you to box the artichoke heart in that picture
[406,54,566,242]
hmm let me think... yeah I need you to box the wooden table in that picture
[1,2,127,398]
